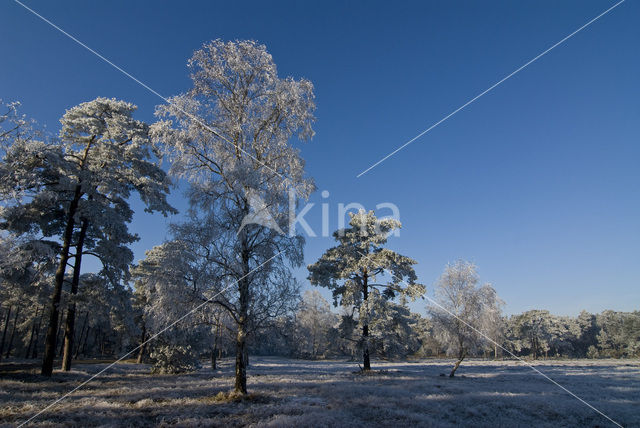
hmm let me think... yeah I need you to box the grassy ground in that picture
[1,357,638,427]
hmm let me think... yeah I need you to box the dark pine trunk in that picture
[362,268,371,371]
[58,312,66,357]
[25,306,40,358]
[62,219,88,371]
[32,306,44,359]
[42,185,82,376]
[0,306,12,361]
[73,311,89,359]
[5,306,20,358]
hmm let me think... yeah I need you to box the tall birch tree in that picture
[152,39,315,393]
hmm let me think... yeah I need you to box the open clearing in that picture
[1,358,639,427]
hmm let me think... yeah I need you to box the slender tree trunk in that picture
[136,324,147,364]
[100,331,106,357]
[234,229,250,394]
[235,310,247,393]
[235,283,249,393]
[494,344,498,360]
[32,306,44,359]
[62,219,88,371]
[211,319,221,369]
[42,185,82,376]
[58,313,66,357]
[5,306,20,358]
[91,327,99,357]
[73,311,89,359]
[80,326,92,358]
[450,349,466,377]
[362,269,371,371]
[25,306,40,358]
[0,306,12,361]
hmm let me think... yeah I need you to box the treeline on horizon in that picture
[1,286,638,367]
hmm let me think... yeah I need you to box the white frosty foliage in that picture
[308,210,425,368]
[148,39,315,392]
[428,260,503,375]
[0,97,175,282]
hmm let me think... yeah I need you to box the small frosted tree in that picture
[429,260,503,377]
[295,290,337,358]
[308,210,424,370]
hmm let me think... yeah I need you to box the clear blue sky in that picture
[1,0,638,316]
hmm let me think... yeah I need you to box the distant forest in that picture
[2,286,638,368]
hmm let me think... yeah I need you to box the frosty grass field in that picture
[1,357,638,427]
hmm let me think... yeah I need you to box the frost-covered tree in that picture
[428,260,502,377]
[66,273,138,360]
[308,210,424,370]
[482,302,505,360]
[152,39,314,393]
[294,290,337,358]
[546,315,580,357]
[132,239,213,373]
[134,209,301,374]
[369,300,420,359]
[596,310,640,358]
[0,99,40,149]
[0,234,56,361]
[508,310,554,359]
[0,98,175,375]
[575,310,598,358]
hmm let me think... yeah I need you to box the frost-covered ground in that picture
[1,357,638,427]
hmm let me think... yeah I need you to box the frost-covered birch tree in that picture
[428,260,503,377]
[151,39,315,393]
[294,290,337,359]
[0,98,175,375]
[308,210,424,370]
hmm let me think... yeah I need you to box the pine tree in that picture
[0,98,175,375]
[308,210,424,370]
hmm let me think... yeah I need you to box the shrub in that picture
[150,344,200,374]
